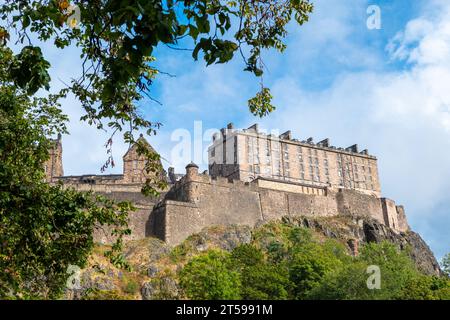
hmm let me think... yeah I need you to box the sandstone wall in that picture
[60,188,164,244]
[147,167,407,246]
[336,189,385,224]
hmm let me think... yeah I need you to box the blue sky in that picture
[26,0,450,260]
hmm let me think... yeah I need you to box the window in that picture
[298,146,303,161]
[273,162,281,176]
[265,140,271,156]
[255,165,260,174]
[133,160,138,169]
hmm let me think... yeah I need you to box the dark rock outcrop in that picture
[284,215,441,276]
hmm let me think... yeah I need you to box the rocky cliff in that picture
[67,215,442,299]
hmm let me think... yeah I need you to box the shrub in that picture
[179,250,241,300]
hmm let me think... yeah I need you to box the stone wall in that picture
[63,188,164,244]
[147,164,410,246]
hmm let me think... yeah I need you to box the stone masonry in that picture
[46,124,410,247]
[149,163,409,246]
[208,123,381,197]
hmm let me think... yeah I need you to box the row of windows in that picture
[243,139,376,189]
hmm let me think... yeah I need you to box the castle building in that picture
[44,133,64,182]
[45,134,163,186]
[43,123,410,248]
[208,123,381,197]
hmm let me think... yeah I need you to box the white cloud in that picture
[255,0,450,258]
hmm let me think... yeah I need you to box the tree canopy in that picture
[0,46,133,299]
[177,225,450,300]
[0,0,314,299]
[0,1,314,193]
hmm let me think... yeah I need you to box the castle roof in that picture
[122,134,157,159]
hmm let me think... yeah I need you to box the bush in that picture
[231,244,290,300]
[179,250,241,300]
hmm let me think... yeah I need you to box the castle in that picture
[45,124,410,246]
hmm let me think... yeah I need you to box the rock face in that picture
[284,216,441,276]
[68,215,442,299]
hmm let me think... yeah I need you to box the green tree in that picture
[0,1,314,194]
[308,241,449,300]
[0,1,314,299]
[0,46,132,299]
[179,249,241,299]
[442,253,450,278]
[231,244,291,300]
[288,241,345,299]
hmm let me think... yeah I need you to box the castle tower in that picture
[44,133,64,182]
[123,134,162,183]
[185,162,199,202]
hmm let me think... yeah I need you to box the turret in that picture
[185,162,199,202]
[185,162,199,180]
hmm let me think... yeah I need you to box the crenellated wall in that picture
[147,163,410,246]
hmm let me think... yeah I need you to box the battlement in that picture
[211,123,377,159]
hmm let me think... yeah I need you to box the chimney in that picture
[248,123,259,133]
[279,130,292,140]
[346,144,358,153]
[360,149,369,155]
[318,138,330,147]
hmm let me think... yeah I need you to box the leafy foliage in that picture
[0,46,132,299]
[0,0,314,195]
[442,253,450,278]
[179,249,241,299]
[177,223,450,300]
[231,244,290,299]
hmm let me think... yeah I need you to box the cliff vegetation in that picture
[68,216,450,300]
